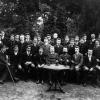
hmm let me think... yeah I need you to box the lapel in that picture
[74,53,80,60]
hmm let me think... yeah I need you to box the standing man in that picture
[54,38,63,56]
[89,33,96,49]
[42,38,51,57]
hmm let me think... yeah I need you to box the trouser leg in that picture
[97,69,100,85]
[75,71,80,84]
[0,65,9,81]
[83,70,88,84]
[90,70,97,85]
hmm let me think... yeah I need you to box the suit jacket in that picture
[68,45,75,57]
[89,39,96,49]
[93,46,100,59]
[9,52,21,65]
[41,44,51,56]
[54,45,63,55]
[19,42,27,54]
[83,55,97,69]
[79,43,88,55]
[32,45,39,56]
[59,53,71,65]
[72,53,83,67]
[36,53,46,65]
[21,52,33,66]
[0,52,7,66]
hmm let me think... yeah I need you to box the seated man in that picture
[59,47,71,66]
[35,48,46,84]
[71,46,83,84]
[59,47,71,83]
[46,46,58,84]
[46,46,58,65]
[9,45,22,81]
[93,40,100,86]
[83,49,97,87]
[21,46,35,81]
[0,45,10,84]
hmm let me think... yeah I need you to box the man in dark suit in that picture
[37,36,44,47]
[83,49,97,87]
[63,35,70,47]
[14,34,20,46]
[19,34,26,54]
[35,48,46,84]
[41,37,51,57]
[68,38,75,57]
[51,33,58,46]
[71,46,83,84]
[21,46,35,81]
[32,37,39,57]
[9,45,22,81]
[93,40,100,86]
[8,34,15,52]
[89,33,96,49]
[54,38,63,56]
[79,38,88,56]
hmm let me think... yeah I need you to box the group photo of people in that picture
[1,0,100,99]
[0,32,100,88]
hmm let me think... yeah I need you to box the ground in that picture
[0,81,100,100]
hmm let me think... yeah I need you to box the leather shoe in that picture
[0,80,4,84]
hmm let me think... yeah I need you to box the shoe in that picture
[92,84,96,88]
[83,83,87,87]
[14,77,19,82]
[49,81,52,85]
[41,80,44,84]
[36,80,40,84]
[0,80,4,84]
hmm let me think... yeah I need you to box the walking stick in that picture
[6,63,16,86]
[6,55,16,86]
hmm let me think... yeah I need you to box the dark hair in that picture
[57,38,61,40]
[75,46,79,49]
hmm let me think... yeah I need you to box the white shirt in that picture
[88,55,92,62]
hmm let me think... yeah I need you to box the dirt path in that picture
[0,81,100,100]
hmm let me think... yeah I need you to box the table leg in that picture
[46,82,53,92]
[57,80,65,93]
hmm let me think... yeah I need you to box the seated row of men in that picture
[0,42,100,88]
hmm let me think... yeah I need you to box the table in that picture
[43,64,69,93]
